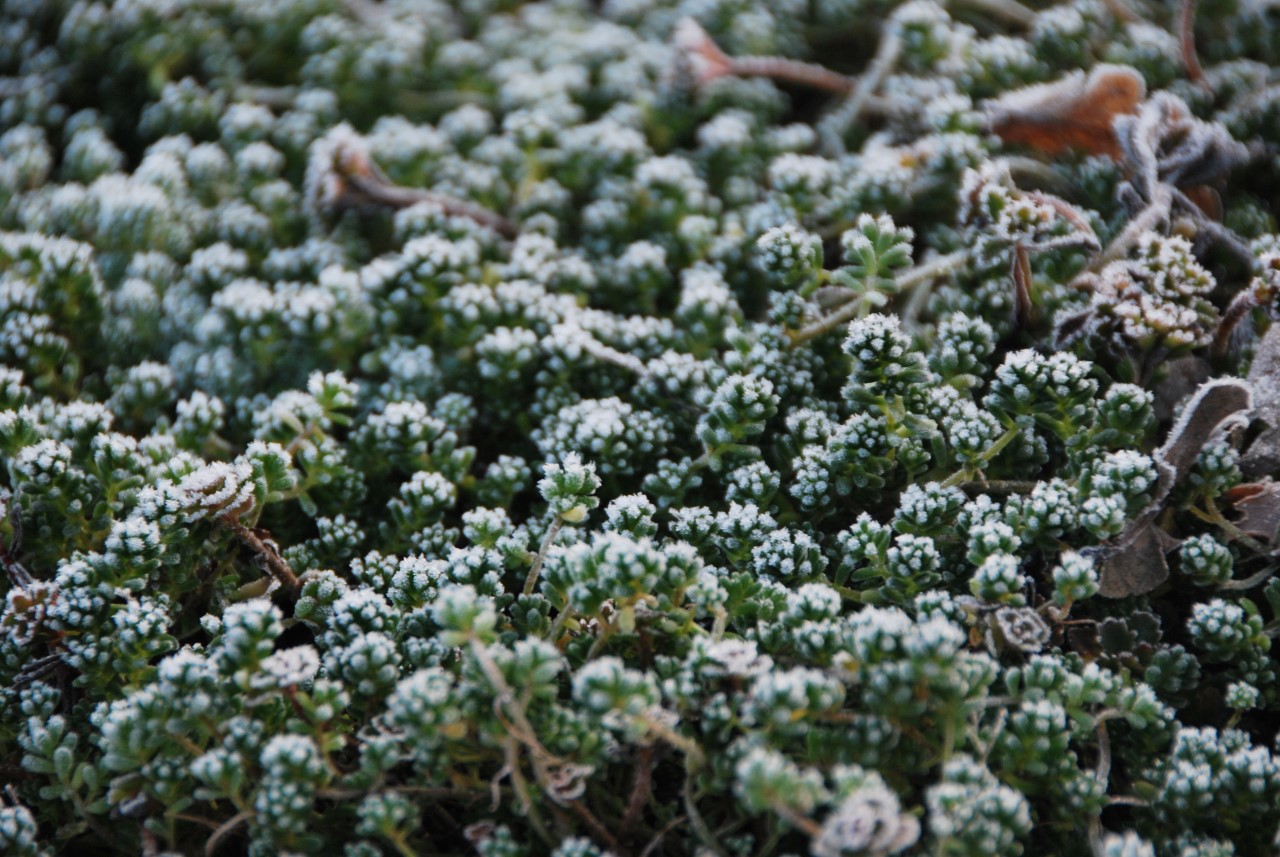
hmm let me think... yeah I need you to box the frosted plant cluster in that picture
[4,1,1280,856]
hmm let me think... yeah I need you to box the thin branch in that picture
[728,55,855,94]
[1094,719,1112,786]
[1179,0,1206,86]
[342,172,517,238]
[1089,188,1172,270]
[819,25,903,154]
[205,810,252,857]
[675,18,855,94]
[11,653,62,690]
[620,744,655,839]
[1219,564,1279,590]
[1011,243,1033,328]
[571,329,650,375]
[768,801,822,837]
[222,519,299,592]
[684,774,728,857]
[524,517,563,596]
[640,814,688,857]
[789,251,968,347]
[570,799,622,853]
[1169,186,1257,266]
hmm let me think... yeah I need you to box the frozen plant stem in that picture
[1179,0,1206,85]
[468,635,559,844]
[769,802,821,837]
[790,251,967,346]
[820,22,902,154]
[343,174,517,239]
[574,330,649,375]
[204,811,252,857]
[524,516,564,596]
[222,518,299,592]
[726,55,855,94]
[319,132,518,237]
[941,426,1021,487]
[684,773,729,857]
[675,18,853,94]
[1086,720,1112,857]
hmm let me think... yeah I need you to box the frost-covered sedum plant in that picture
[5,1,1280,856]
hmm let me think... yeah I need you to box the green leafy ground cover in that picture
[4,0,1280,855]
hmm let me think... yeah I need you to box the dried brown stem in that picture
[819,23,903,154]
[1179,0,1206,86]
[342,173,517,238]
[675,18,854,95]
[768,801,823,836]
[570,799,622,853]
[620,744,655,838]
[222,519,299,592]
[640,814,688,857]
[728,55,855,94]
[11,653,61,689]
[205,810,252,857]
[1011,243,1033,328]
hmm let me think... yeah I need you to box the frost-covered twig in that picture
[306,124,517,237]
[674,19,854,94]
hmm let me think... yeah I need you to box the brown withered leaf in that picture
[1224,481,1280,545]
[987,64,1145,160]
[1097,521,1178,599]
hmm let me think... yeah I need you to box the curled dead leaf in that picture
[1097,520,1178,599]
[1241,322,1280,479]
[987,64,1145,160]
[1224,481,1280,546]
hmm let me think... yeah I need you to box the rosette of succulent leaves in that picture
[7,1,1280,856]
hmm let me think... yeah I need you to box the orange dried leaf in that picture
[987,64,1146,160]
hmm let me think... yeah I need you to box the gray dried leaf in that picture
[1227,480,1280,545]
[1241,323,1280,479]
[1098,520,1179,599]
